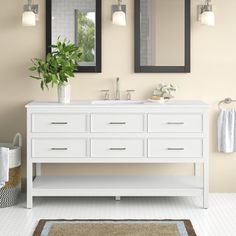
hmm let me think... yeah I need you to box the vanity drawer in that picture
[91,114,144,133]
[32,138,87,158]
[32,113,87,133]
[148,139,203,158]
[91,139,145,158]
[148,114,203,133]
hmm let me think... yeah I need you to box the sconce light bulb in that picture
[201,10,215,26]
[22,11,36,26]
[112,11,126,26]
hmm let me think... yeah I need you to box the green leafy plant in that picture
[29,39,82,90]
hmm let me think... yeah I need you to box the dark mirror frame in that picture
[46,0,102,73]
[134,0,190,73]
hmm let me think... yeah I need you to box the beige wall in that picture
[1,0,236,192]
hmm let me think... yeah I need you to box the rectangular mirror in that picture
[46,0,101,73]
[135,0,190,73]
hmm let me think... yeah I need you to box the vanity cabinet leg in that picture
[27,194,33,209]
[194,163,201,176]
[115,196,121,201]
[203,162,209,209]
[27,161,33,209]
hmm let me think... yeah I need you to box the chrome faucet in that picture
[115,77,120,100]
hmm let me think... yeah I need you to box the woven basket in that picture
[0,133,22,208]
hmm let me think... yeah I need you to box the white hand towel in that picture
[218,109,236,153]
[0,147,9,188]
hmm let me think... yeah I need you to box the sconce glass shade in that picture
[112,10,126,26]
[200,11,215,26]
[22,11,36,26]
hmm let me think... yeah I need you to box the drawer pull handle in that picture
[109,122,126,125]
[109,148,126,151]
[167,148,185,151]
[51,148,68,151]
[166,122,184,125]
[51,122,68,125]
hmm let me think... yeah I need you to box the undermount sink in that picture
[91,100,144,105]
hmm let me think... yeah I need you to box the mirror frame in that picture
[46,0,102,73]
[134,0,190,73]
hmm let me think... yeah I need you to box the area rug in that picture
[33,219,197,236]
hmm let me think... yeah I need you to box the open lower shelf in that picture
[32,175,203,197]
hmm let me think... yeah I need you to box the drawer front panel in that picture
[91,114,144,133]
[32,113,87,133]
[148,139,203,158]
[148,114,203,133]
[32,139,87,158]
[91,139,145,158]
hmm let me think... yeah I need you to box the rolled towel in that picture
[0,147,9,188]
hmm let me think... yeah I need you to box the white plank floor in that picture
[0,194,236,236]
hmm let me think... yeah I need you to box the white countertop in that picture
[25,100,209,108]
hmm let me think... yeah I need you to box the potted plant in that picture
[151,84,177,103]
[29,39,82,104]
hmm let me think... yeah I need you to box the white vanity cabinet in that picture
[26,100,209,208]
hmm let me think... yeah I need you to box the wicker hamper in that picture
[0,133,22,208]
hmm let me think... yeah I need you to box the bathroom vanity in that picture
[26,100,208,208]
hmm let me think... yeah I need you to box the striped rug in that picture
[33,219,197,236]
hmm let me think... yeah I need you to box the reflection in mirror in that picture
[135,0,190,73]
[47,0,101,72]
[75,10,96,66]
[140,0,184,66]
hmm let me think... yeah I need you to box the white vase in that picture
[58,83,71,104]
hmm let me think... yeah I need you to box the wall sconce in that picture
[112,0,126,26]
[22,0,39,26]
[199,0,215,26]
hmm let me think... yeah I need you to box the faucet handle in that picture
[100,90,110,100]
[126,90,136,100]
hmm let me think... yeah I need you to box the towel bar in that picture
[218,98,236,109]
